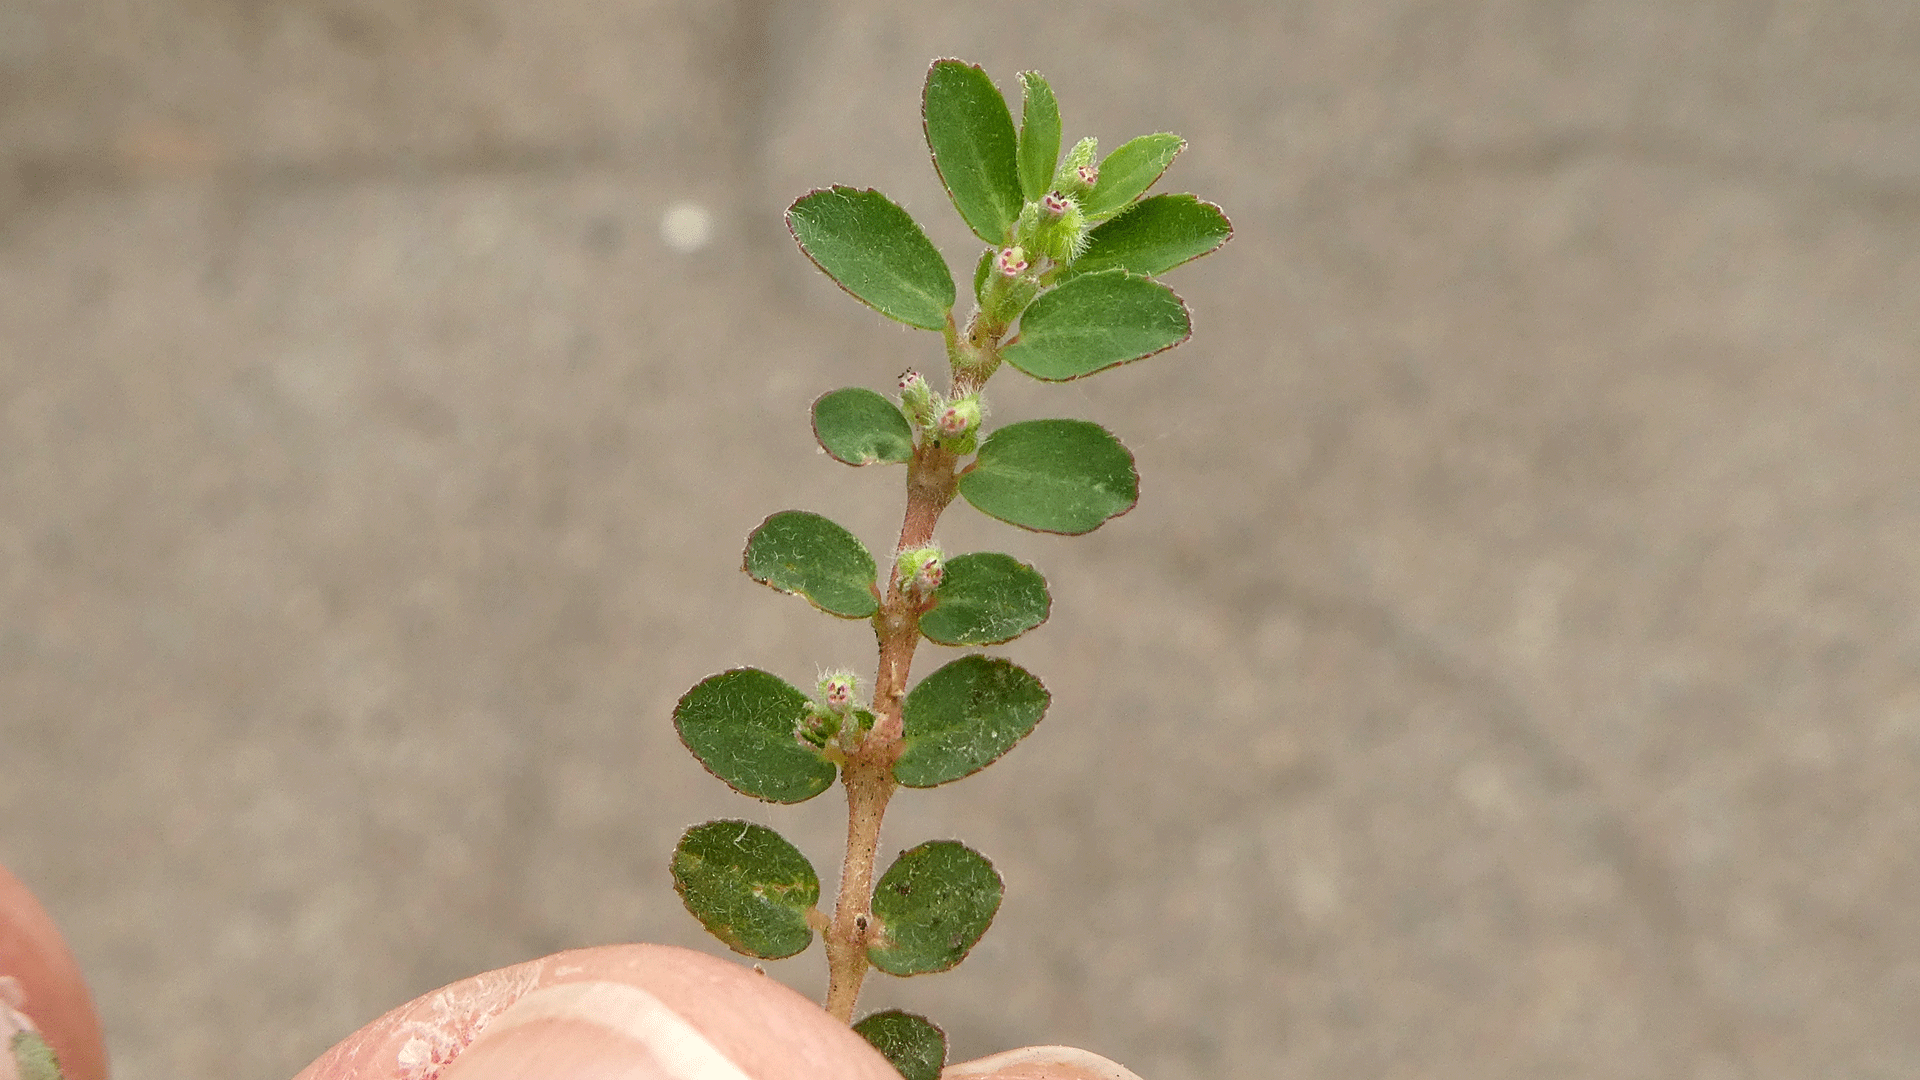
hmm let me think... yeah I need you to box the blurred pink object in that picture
[293,942,1140,1080]
[0,863,109,1080]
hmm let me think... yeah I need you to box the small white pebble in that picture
[660,201,714,253]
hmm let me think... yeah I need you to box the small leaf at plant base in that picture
[895,655,1050,787]
[787,187,956,331]
[672,820,821,960]
[924,60,1022,243]
[853,1010,947,1080]
[957,419,1139,535]
[813,387,915,466]
[1016,71,1062,203]
[1001,270,1191,382]
[675,669,838,803]
[920,552,1051,647]
[868,841,1004,976]
[1066,194,1232,279]
[744,510,880,618]
[11,1031,64,1080]
[1084,133,1186,221]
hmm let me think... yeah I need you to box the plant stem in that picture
[823,760,891,1021]
[822,442,959,1022]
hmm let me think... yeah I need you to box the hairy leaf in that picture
[672,820,820,959]
[1002,270,1191,382]
[895,655,1050,787]
[788,187,955,331]
[924,60,1022,243]
[920,553,1050,647]
[813,387,915,466]
[957,420,1139,535]
[1085,133,1185,221]
[1068,193,1232,279]
[868,841,1003,976]
[853,1011,947,1080]
[743,510,880,619]
[1016,71,1062,203]
[674,669,838,803]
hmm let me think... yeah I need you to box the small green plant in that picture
[669,59,1229,1078]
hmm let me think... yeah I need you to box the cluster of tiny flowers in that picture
[916,556,944,590]
[820,672,856,713]
[897,546,945,601]
[896,369,982,452]
[897,369,936,429]
[795,671,880,754]
[997,245,1029,278]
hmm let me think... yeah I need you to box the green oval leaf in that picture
[1016,71,1061,203]
[895,655,1050,787]
[853,1011,947,1080]
[868,841,1003,976]
[1001,270,1191,382]
[957,419,1139,535]
[743,510,880,619]
[920,553,1051,647]
[924,60,1021,244]
[672,820,821,960]
[787,187,956,331]
[1085,133,1186,221]
[1068,194,1232,279]
[674,669,838,803]
[813,387,915,466]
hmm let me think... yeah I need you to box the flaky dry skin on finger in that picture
[0,864,109,1080]
[942,1045,1145,1080]
[293,944,899,1080]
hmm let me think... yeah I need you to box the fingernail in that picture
[942,1044,1144,1080]
[438,981,753,1080]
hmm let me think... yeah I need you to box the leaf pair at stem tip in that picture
[788,58,1228,385]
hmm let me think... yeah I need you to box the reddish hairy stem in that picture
[823,443,958,1022]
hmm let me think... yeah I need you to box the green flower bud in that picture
[1032,195,1088,263]
[937,396,980,438]
[896,545,945,598]
[817,670,859,714]
[1013,200,1044,250]
[796,706,840,749]
[897,369,935,428]
[934,394,983,454]
[1057,136,1099,196]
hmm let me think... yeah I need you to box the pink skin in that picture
[0,864,109,1080]
[294,944,1142,1080]
[2,860,1139,1080]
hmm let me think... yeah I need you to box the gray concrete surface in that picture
[3,3,1917,1078]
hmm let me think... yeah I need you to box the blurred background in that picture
[2,3,1917,1079]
